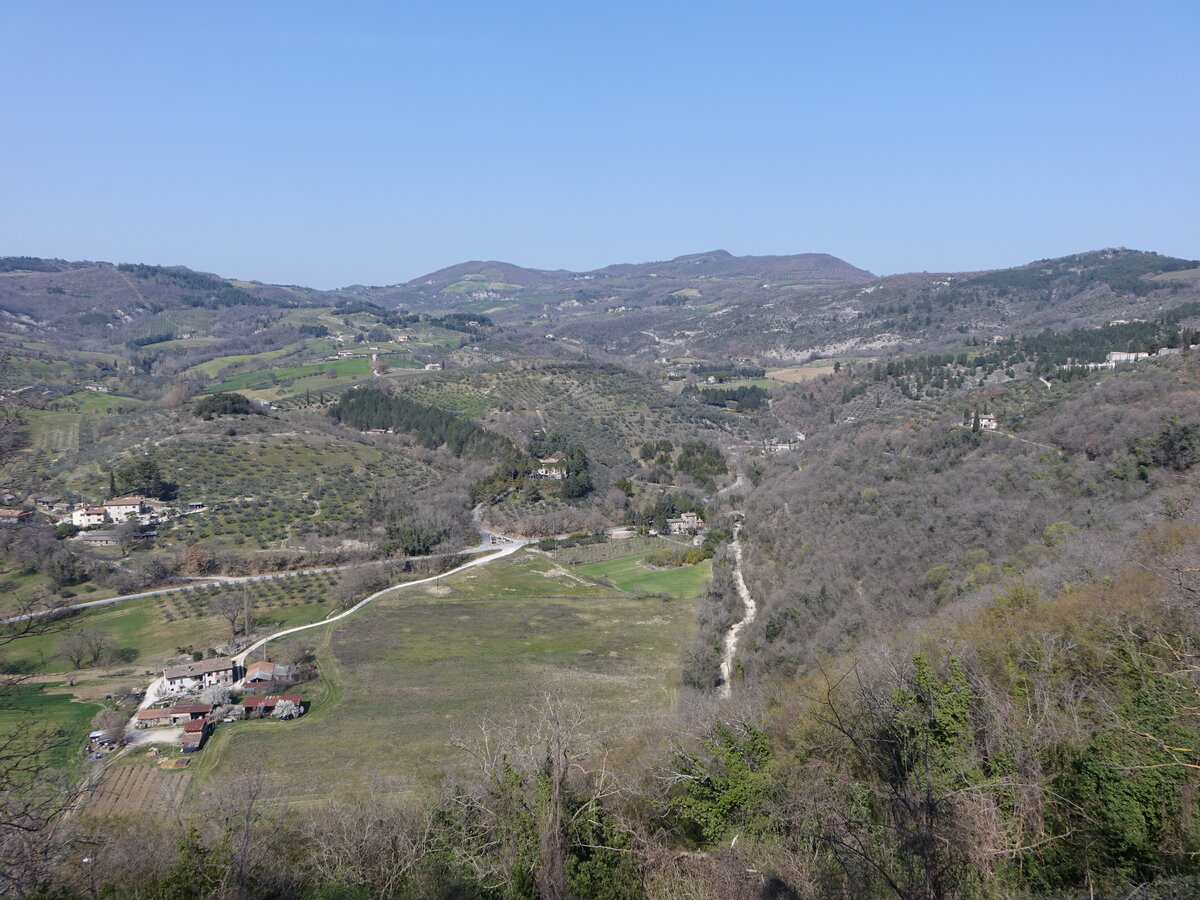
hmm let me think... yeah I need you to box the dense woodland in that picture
[329,386,515,458]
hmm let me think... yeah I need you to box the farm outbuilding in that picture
[242,694,302,717]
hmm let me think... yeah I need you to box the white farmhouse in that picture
[104,496,146,524]
[667,511,705,535]
[535,453,567,480]
[162,657,240,694]
[72,506,108,527]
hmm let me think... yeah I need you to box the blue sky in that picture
[3,1,1197,288]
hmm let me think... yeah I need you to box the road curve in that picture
[233,538,528,666]
[7,545,507,624]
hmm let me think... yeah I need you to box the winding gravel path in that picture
[719,523,756,698]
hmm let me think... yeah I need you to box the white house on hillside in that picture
[105,497,146,523]
[72,507,107,527]
[535,453,567,480]
[667,511,705,535]
[162,657,240,694]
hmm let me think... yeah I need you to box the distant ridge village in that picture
[0,491,209,547]
[1073,346,1193,370]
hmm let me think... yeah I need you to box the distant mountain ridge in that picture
[346,250,875,312]
[3,248,1197,365]
[589,249,872,280]
[348,249,872,290]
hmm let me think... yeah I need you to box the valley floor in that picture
[88,541,709,809]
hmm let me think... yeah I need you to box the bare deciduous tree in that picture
[56,631,91,670]
[301,780,433,895]
[211,590,249,643]
[90,708,127,745]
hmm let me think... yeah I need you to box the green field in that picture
[719,378,779,390]
[0,569,121,619]
[26,410,82,453]
[548,536,677,566]
[3,573,340,678]
[203,355,420,394]
[442,279,524,295]
[4,597,221,676]
[189,550,701,801]
[188,345,300,377]
[576,553,711,597]
[50,391,148,414]
[0,684,100,770]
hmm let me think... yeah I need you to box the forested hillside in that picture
[546,248,1200,365]
[732,351,1200,676]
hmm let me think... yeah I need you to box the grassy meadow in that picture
[0,684,100,771]
[188,548,702,802]
[576,553,712,598]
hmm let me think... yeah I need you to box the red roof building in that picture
[242,694,301,716]
[136,708,172,726]
[166,703,213,725]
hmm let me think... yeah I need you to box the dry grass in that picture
[85,755,191,817]
[767,365,837,383]
[187,550,700,803]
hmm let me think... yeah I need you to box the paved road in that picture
[713,470,748,502]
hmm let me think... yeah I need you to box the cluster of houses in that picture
[741,434,806,455]
[0,494,155,530]
[162,656,240,694]
[0,493,79,524]
[133,656,301,753]
[70,495,151,528]
[955,412,999,432]
[136,692,302,753]
[1073,346,1195,372]
[0,492,210,548]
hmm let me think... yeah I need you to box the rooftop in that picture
[163,658,235,680]
[245,660,279,678]
[168,703,213,715]
[243,694,301,708]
